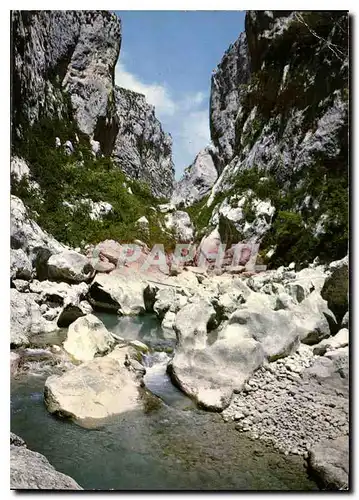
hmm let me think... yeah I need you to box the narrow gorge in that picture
[10,10,349,491]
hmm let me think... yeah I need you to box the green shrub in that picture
[241,198,256,223]
[11,114,176,250]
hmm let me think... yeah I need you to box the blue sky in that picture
[114,11,246,179]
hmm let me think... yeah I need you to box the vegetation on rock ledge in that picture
[12,114,175,251]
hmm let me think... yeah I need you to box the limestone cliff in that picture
[113,87,174,199]
[11,10,174,198]
[171,146,218,207]
[180,11,348,267]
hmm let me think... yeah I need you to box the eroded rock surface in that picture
[10,433,82,490]
[44,347,144,423]
[63,314,115,361]
[171,147,218,207]
[12,11,174,197]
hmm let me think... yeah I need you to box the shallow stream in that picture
[11,314,318,490]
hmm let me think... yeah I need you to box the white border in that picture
[1,3,357,498]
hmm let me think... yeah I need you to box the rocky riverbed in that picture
[10,248,350,490]
[10,7,349,492]
[9,183,349,490]
[11,325,319,491]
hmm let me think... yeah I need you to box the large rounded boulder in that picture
[47,250,94,283]
[63,314,115,361]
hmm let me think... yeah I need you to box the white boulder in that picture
[47,250,94,283]
[63,314,115,362]
[10,248,32,280]
[44,348,143,423]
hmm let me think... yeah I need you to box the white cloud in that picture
[115,60,210,177]
[181,91,207,111]
[115,61,176,117]
[179,110,210,157]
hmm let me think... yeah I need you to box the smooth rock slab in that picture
[44,351,142,423]
[169,336,265,411]
[10,434,82,490]
[88,272,146,315]
[308,435,349,490]
[313,328,349,355]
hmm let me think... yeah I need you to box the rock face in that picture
[44,347,143,423]
[63,314,115,361]
[210,32,250,172]
[12,10,174,197]
[62,12,121,154]
[210,190,275,244]
[308,436,349,490]
[179,11,348,267]
[12,10,120,154]
[11,156,30,181]
[164,210,194,243]
[171,146,218,207]
[113,87,174,198]
[11,195,65,265]
[10,289,58,347]
[10,433,82,490]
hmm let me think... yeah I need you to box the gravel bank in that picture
[222,344,349,457]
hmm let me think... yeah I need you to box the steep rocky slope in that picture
[11,10,174,198]
[12,10,121,153]
[177,11,348,267]
[113,87,174,198]
[210,32,250,173]
[171,146,218,207]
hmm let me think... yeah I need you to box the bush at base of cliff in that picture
[11,115,175,251]
[184,160,348,268]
